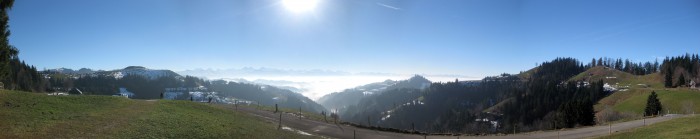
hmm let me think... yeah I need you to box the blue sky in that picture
[8,0,700,78]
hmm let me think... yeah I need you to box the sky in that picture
[8,0,700,78]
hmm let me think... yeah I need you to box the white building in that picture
[118,88,135,98]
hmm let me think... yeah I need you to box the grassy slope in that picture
[597,115,700,139]
[568,67,668,112]
[0,90,315,138]
[569,66,663,88]
[487,66,659,113]
[612,89,700,114]
[569,67,700,113]
[544,66,700,138]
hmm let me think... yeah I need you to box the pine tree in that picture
[665,67,674,88]
[0,0,16,82]
[644,91,662,116]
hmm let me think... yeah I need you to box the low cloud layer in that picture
[178,68,478,101]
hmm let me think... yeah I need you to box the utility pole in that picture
[412,123,415,132]
[555,122,559,139]
[299,107,302,120]
[353,130,356,139]
[609,123,611,135]
[367,116,371,127]
[323,111,327,123]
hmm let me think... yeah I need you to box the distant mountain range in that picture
[178,67,356,77]
[44,66,180,80]
[178,67,474,79]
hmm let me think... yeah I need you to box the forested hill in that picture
[317,75,431,113]
[334,55,699,134]
[336,58,610,133]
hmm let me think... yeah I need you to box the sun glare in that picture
[282,0,319,13]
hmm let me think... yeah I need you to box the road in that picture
[236,106,684,139]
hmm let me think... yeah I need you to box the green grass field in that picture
[597,115,700,139]
[611,89,700,115]
[0,90,317,138]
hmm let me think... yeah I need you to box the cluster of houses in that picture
[117,88,134,98]
[690,80,697,89]
[163,86,233,103]
[474,118,499,130]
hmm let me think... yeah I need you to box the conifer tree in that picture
[644,91,662,116]
[0,0,16,82]
[678,73,686,87]
[665,67,673,88]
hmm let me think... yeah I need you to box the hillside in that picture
[317,75,431,112]
[569,66,663,88]
[210,81,328,113]
[0,90,316,138]
[566,66,700,124]
[331,58,610,133]
[597,115,700,139]
[612,89,700,114]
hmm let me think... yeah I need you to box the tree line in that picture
[0,0,46,92]
[660,54,700,88]
[588,57,660,75]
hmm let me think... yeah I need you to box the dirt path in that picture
[237,106,685,139]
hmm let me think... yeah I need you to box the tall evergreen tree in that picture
[0,0,16,82]
[644,91,663,116]
[665,67,674,88]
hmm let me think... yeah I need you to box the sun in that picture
[282,0,319,13]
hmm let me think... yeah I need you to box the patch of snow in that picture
[281,127,313,136]
[603,83,617,92]
[48,92,69,96]
[118,88,135,98]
